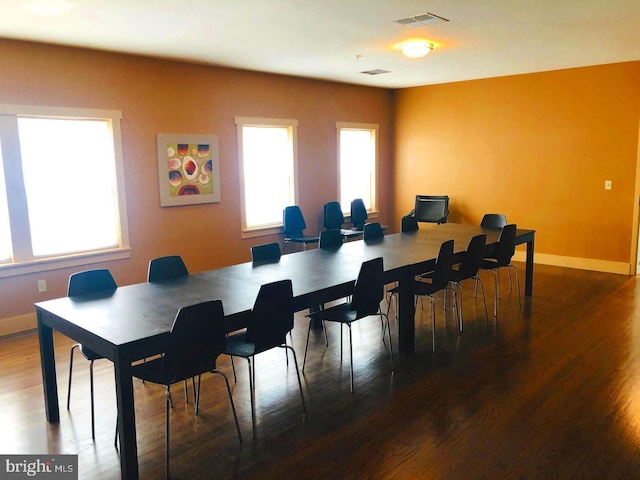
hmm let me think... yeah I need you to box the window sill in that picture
[0,247,132,279]
[240,225,283,240]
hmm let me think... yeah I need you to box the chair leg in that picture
[348,324,354,393]
[194,375,201,415]
[210,370,243,443]
[322,320,329,346]
[430,296,436,352]
[510,264,521,305]
[66,344,80,411]
[492,269,500,318]
[230,356,237,383]
[474,275,489,321]
[302,320,313,372]
[89,359,96,441]
[452,284,462,333]
[340,324,344,363]
[165,385,171,479]
[247,357,256,438]
[282,345,307,417]
[381,312,394,371]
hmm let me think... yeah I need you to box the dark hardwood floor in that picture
[3,263,640,479]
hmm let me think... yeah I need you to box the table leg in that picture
[114,351,139,480]
[37,311,59,422]
[525,237,535,297]
[396,269,415,354]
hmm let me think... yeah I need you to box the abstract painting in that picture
[157,134,221,206]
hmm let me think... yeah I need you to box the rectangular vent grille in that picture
[361,69,391,76]
[394,12,449,28]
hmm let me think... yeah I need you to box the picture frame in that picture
[156,133,221,207]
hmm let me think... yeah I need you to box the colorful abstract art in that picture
[157,134,220,206]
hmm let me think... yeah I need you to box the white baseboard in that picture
[513,251,631,275]
[0,313,37,337]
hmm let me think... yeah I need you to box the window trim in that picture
[235,116,299,238]
[0,104,131,278]
[336,122,380,218]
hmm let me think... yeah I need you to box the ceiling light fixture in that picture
[400,39,433,59]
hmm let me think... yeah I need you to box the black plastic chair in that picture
[224,280,306,437]
[414,195,449,224]
[401,214,419,232]
[480,213,507,228]
[66,269,117,441]
[449,234,488,324]
[148,255,189,282]
[319,229,343,250]
[304,257,393,393]
[323,201,362,240]
[479,224,520,317]
[388,240,457,352]
[283,206,319,250]
[131,300,242,478]
[363,222,384,242]
[251,242,282,262]
[350,198,388,232]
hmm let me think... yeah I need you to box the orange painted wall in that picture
[0,40,393,324]
[393,62,640,268]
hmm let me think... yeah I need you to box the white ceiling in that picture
[2,0,640,89]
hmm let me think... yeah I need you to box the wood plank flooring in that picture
[2,263,640,479]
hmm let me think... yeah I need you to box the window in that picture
[337,123,379,215]
[235,117,298,237]
[0,105,130,277]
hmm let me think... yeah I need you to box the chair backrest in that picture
[350,198,368,229]
[401,214,419,232]
[147,255,189,282]
[363,222,384,242]
[283,206,307,236]
[323,201,345,230]
[459,234,487,278]
[481,213,507,228]
[430,239,455,290]
[414,195,449,224]
[68,269,117,296]
[351,257,384,317]
[319,229,343,249]
[245,280,294,350]
[251,242,282,262]
[494,224,517,266]
[162,300,227,383]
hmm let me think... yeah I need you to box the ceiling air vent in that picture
[394,12,449,28]
[361,69,391,76]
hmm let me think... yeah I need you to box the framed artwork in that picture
[157,134,221,207]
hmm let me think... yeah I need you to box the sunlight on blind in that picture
[0,141,12,262]
[339,129,374,210]
[18,118,120,257]
[242,126,293,228]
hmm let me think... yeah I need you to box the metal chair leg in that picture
[302,320,312,372]
[89,359,96,441]
[348,324,354,393]
[430,296,436,352]
[210,370,243,443]
[282,345,307,416]
[66,344,79,411]
[165,385,171,479]
[382,312,394,371]
[247,357,256,438]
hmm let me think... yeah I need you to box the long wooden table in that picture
[35,223,535,479]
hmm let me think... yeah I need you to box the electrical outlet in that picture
[605,180,612,190]
[37,279,47,293]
